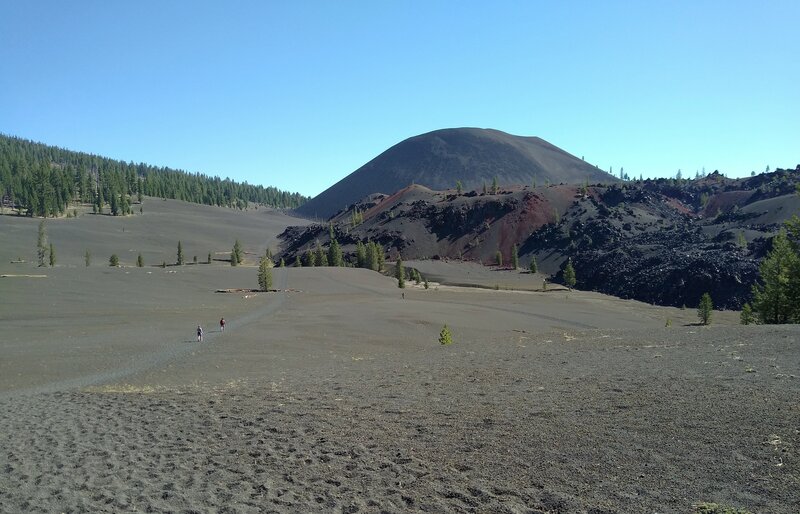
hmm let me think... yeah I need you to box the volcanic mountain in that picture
[295,128,616,220]
[279,167,800,309]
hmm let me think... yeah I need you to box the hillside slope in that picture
[0,134,308,217]
[295,128,616,220]
[280,167,800,309]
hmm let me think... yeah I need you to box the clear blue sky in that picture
[1,1,798,197]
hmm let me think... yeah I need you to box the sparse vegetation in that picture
[698,292,713,325]
[563,258,576,290]
[740,303,754,325]
[37,220,47,267]
[396,256,405,288]
[48,243,55,267]
[751,230,800,323]
[177,241,184,265]
[350,208,364,227]
[511,244,519,270]
[328,238,343,267]
[438,325,453,345]
[137,254,144,267]
[231,239,243,266]
[495,250,503,267]
[84,249,91,267]
[109,254,119,267]
[529,257,537,274]
[258,257,273,291]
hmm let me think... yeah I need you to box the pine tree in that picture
[294,255,302,267]
[37,220,47,267]
[315,242,326,267]
[495,250,503,267]
[363,241,383,272]
[230,247,238,266]
[177,241,184,265]
[563,259,576,290]
[438,325,453,345]
[511,244,519,270]
[376,243,385,271]
[456,180,463,195]
[752,231,800,323]
[207,252,212,264]
[305,249,316,267]
[740,303,754,325]
[328,238,343,267]
[356,241,367,268]
[85,249,91,267]
[110,190,119,216]
[697,292,713,325]
[109,254,119,266]
[396,256,405,288]
[529,256,538,274]
[491,176,499,195]
[49,243,55,267]
[258,257,273,291]
[233,239,243,265]
[137,254,144,267]
[365,242,376,270]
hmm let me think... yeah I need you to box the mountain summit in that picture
[295,128,616,220]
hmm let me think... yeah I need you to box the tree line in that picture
[0,134,308,217]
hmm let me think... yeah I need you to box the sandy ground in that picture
[1,203,798,513]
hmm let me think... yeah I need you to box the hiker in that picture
[220,317,226,332]
[197,325,203,342]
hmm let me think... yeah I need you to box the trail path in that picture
[0,271,291,399]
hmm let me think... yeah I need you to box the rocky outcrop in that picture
[280,167,800,309]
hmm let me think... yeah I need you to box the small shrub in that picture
[740,303,754,325]
[665,318,672,327]
[109,254,119,267]
[439,325,453,345]
[698,292,713,325]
